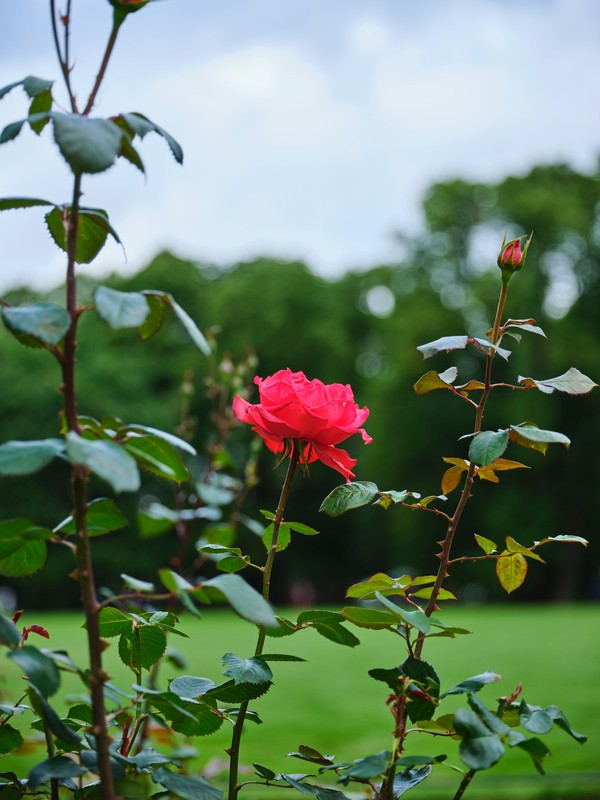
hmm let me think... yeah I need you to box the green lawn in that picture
[1,604,599,798]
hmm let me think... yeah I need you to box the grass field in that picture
[1,604,599,798]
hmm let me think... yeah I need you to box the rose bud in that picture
[497,231,533,282]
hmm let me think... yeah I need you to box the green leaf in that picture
[469,430,509,467]
[544,705,587,743]
[514,738,551,775]
[217,556,247,573]
[0,724,23,754]
[120,424,196,456]
[496,552,528,593]
[208,679,271,704]
[319,481,379,516]
[170,676,216,700]
[262,522,291,551]
[0,112,51,143]
[121,573,154,591]
[312,623,360,648]
[7,646,60,697]
[201,574,278,628]
[66,432,140,493]
[509,424,570,455]
[0,538,47,577]
[28,686,82,746]
[392,766,433,796]
[346,572,410,600]
[22,76,54,98]
[139,293,166,339]
[98,607,133,638]
[505,536,544,563]
[28,88,53,134]
[471,337,511,361]
[125,435,190,483]
[400,656,440,723]
[414,367,457,395]
[28,756,87,789]
[288,745,335,766]
[119,113,184,164]
[453,708,505,770]
[518,368,597,396]
[0,197,54,211]
[54,497,128,537]
[143,291,210,355]
[0,518,51,559]
[474,534,497,555]
[152,769,222,800]
[442,671,501,698]
[417,335,469,359]
[52,113,124,174]
[253,763,277,779]
[2,303,70,347]
[504,318,546,338]
[374,489,421,510]
[468,693,510,736]
[260,653,305,662]
[375,592,430,634]
[45,207,116,264]
[339,750,389,781]
[222,653,273,684]
[297,610,344,625]
[342,606,400,630]
[0,612,22,647]
[286,521,319,536]
[518,701,553,735]
[534,534,588,547]
[119,624,167,671]
[94,286,150,328]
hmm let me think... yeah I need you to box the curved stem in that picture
[83,19,122,115]
[227,448,301,800]
[50,0,77,112]
[453,769,476,799]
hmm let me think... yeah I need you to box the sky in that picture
[0,0,599,293]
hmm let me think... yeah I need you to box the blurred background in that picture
[0,1,599,609]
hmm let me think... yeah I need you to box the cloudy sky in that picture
[0,0,599,293]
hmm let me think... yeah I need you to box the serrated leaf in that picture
[66,431,140,492]
[0,113,49,144]
[469,430,509,467]
[477,458,529,483]
[413,368,457,395]
[392,766,433,796]
[0,611,22,646]
[125,435,190,483]
[7,646,60,697]
[340,750,389,781]
[28,756,87,789]
[54,497,128,537]
[286,521,319,536]
[505,536,544,563]
[319,481,379,516]
[509,424,570,455]
[208,679,271,704]
[2,303,70,347]
[496,552,528,593]
[474,534,497,555]
[52,113,124,174]
[312,622,360,648]
[297,610,344,625]
[119,624,167,671]
[0,538,47,577]
[417,335,469,359]
[152,769,222,800]
[170,676,216,700]
[454,708,505,770]
[342,606,400,630]
[533,534,588,547]
[202,574,278,628]
[217,556,247,573]
[46,207,122,264]
[262,522,291,552]
[518,368,597,396]
[119,112,184,164]
[0,518,51,558]
[400,656,440,723]
[222,653,273,684]
[442,671,502,698]
[97,607,133,638]
[0,724,23,754]
[94,286,150,328]
[0,197,54,211]
[441,464,466,495]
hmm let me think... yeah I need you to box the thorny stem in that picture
[50,0,77,112]
[227,448,301,800]
[414,279,510,658]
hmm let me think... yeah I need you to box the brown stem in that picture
[62,173,115,799]
[50,0,77,112]
[414,280,510,657]
[227,448,301,800]
[453,769,476,799]
[83,19,122,116]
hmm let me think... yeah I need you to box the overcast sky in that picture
[0,0,599,293]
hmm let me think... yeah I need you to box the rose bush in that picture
[232,368,372,480]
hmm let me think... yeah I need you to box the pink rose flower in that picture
[233,369,372,481]
[500,239,523,268]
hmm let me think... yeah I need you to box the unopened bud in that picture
[497,232,533,283]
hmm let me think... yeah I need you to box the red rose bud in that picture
[497,232,532,282]
[233,369,372,481]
